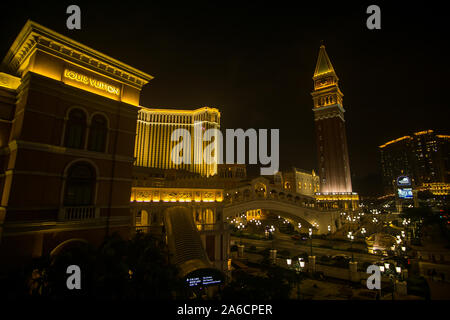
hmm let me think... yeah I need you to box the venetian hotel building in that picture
[0,21,153,268]
[134,106,220,177]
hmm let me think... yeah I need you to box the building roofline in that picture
[139,106,220,115]
[1,20,154,86]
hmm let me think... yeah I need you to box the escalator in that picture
[163,206,224,285]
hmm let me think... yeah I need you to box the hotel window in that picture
[64,109,87,149]
[88,114,108,152]
[64,162,96,206]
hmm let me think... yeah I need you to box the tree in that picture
[20,232,185,299]
[221,266,294,300]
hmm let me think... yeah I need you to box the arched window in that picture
[88,114,108,152]
[64,109,87,149]
[64,162,96,206]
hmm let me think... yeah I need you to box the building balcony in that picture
[60,206,99,221]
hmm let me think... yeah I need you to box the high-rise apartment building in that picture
[379,130,450,194]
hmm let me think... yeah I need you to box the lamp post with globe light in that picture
[347,231,355,262]
[379,260,404,299]
[288,257,305,299]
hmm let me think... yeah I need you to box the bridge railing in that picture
[223,191,318,208]
[196,222,230,232]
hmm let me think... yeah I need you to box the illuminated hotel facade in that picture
[134,106,220,177]
[0,21,230,274]
[0,21,153,267]
[379,130,450,195]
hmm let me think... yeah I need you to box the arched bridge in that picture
[223,178,341,234]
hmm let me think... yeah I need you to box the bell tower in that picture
[311,44,352,193]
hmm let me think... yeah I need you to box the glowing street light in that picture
[299,258,305,269]
[347,232,355,261]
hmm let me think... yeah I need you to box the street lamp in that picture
[347,231,355,262]
[294,258,305,300]
[309,228,313,256]
[237,223,246,244]
[299,258,305,269]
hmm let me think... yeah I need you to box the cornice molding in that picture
[2,20,153,89]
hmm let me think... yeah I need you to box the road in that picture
[232,232,380,264]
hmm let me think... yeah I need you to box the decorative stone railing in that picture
[196,223,229,232]
[224,191,314,207]
[63,206,98,221]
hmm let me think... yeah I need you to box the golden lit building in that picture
[0,21,152,268]
[134,106,220,177]
[217,163,246,179]
[310,44,358,210]
[282,168,320,197]
[311,44,352,194]
[379,130,450,194]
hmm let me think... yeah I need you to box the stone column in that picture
[308,256,316,273]
[270,249,277,263]
[237,244,245,257]
[349,261,359,283]
[402,269,408,280]
[395,280,407,296]
[32,233,44,258]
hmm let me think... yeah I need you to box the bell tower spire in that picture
[311,44,352,193]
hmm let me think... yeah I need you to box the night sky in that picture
[1,1,449,195]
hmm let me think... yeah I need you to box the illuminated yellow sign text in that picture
[64,69,120,96]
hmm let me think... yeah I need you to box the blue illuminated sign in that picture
[186,276,222,287]
[398,188,413,199]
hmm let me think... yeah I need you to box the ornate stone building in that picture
[0,21,152,268]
